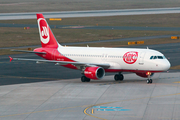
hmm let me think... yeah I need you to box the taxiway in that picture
[0,7,180,20]
[0,72,180,120]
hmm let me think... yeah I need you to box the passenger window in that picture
[150,56,153,59]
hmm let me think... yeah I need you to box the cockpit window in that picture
[150,55,166,60]
[158,56,163,59]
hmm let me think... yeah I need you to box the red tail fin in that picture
[36,14,59,48]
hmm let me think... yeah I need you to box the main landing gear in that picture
[146,72,153,84]
[81,76,90,82]
[114,73,124,81]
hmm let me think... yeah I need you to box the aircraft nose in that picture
[163,60,171,71]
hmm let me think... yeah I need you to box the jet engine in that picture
[136,72,154,78]
[84,66,105,79]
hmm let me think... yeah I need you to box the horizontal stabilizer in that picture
[9,56,13,62]
[11,49,46,54]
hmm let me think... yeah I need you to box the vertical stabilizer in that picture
[36,14,60,48]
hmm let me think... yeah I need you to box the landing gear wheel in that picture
[119,74,124,81]
[147,79,150,84]
[114,74,120,81]
[114,73,124,81]
[86,78,90,82]
[147,79,153,84]
[81,76,91,82]
[81,76,86,82]
[149,79,152,83]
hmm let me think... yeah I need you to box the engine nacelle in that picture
[136,72,154,78]
[84,66,105,80]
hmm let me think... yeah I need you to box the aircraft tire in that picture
[147,79,150,84]
[114,74,120,81]
[147,79,153,84]
[81,76,90,82]
[86,78,91,82]
[119,74,124,81]
[149,79,152,83]
[114,74,124,81]
[81,76,86,82]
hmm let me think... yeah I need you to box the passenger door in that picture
[139,52,146,65]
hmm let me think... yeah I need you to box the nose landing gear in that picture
[147,79,152,84]
[146,72,153,84]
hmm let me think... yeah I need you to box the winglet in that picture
[9,56,13,62]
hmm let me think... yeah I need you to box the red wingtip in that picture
[9,56,13,62]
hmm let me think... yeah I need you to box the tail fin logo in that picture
[38,18,49,44]
[41,26,48,38]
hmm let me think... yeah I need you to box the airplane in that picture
[9,13,171,84]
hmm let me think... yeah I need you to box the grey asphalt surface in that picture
[1,72,180,120]
[1,7,180,20]
[0,42,179,86]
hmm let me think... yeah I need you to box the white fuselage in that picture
[57,46,170,72]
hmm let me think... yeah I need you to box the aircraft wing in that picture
[9,57,110,69]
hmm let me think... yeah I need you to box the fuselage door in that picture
[139,52,146,65]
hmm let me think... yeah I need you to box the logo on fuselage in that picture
[38,18,49,44]
[123,51,138,64]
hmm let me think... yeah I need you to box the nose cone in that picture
[162,60,171,71]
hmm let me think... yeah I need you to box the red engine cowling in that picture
[136,72,154,78]
[84,66,105,80]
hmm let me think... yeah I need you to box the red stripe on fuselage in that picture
[105,69,163,73]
